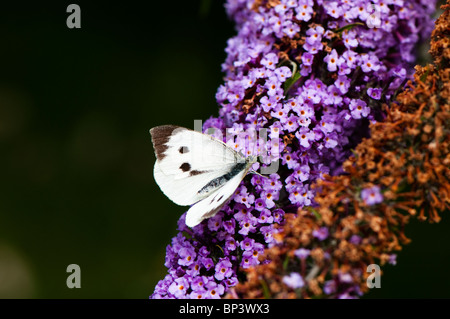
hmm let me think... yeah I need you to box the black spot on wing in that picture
[178,146,189,154]
[210,193,224,204]
[190,170,207,176]
[149,125,182,160]
[180,162,191,172]
[203,193,234,221]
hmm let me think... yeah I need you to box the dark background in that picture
[0,1,448,298]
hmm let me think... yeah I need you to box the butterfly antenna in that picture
[250,170,269,178]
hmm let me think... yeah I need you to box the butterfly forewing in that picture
[150,125,246,207]
[151,126,239,175]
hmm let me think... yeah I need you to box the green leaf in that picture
[260,279,271,299]
[215,244,225,256]
[284,72,302,94]
[306,207,322,220]
[283,254,290,270]
[420,69,429,82]
[334,22,365,34]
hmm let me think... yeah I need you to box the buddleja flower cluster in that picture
[230,2,449,298]
[151,0,436,299]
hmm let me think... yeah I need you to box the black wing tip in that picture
[149,125,181,137]
[150,125,188,161]
[150,125,177,160]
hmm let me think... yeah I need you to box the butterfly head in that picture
[245,155,270,178]
[245,155,259,174]
[245,155,258,166]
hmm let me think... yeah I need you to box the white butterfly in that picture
[150,125,257,228]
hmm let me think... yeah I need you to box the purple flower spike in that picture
[151,0,436,299]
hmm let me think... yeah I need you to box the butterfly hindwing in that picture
[184,168,248,227]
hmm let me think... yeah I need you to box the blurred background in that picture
[0,0,448,298]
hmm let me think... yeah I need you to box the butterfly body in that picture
[150,125,257,227]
